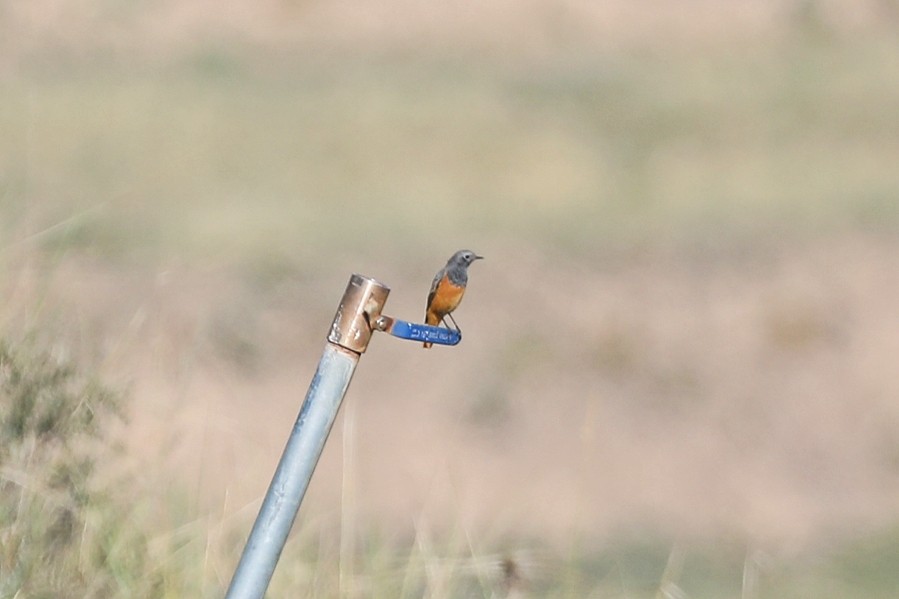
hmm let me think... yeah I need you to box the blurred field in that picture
[3,0,899,596]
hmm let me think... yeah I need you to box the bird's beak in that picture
[474,255,484,260]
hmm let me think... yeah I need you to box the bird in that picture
[423,249,483,348]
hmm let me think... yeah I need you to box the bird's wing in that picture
[426,267,445,312]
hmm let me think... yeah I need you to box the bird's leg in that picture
[445,313,461,333]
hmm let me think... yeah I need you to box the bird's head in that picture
[450,249,484,268]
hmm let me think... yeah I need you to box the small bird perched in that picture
[423,249,483,348]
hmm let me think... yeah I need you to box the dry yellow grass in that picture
[6,232,896,551]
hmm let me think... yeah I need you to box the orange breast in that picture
[427,275,465,320]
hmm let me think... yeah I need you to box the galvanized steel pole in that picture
[224,274,390,599]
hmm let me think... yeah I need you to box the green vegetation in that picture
[0,339,151,597]
[4,35,898,270]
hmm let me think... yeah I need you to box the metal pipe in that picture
[224,274,390,599]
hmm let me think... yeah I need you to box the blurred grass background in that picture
[2,0,899,596]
